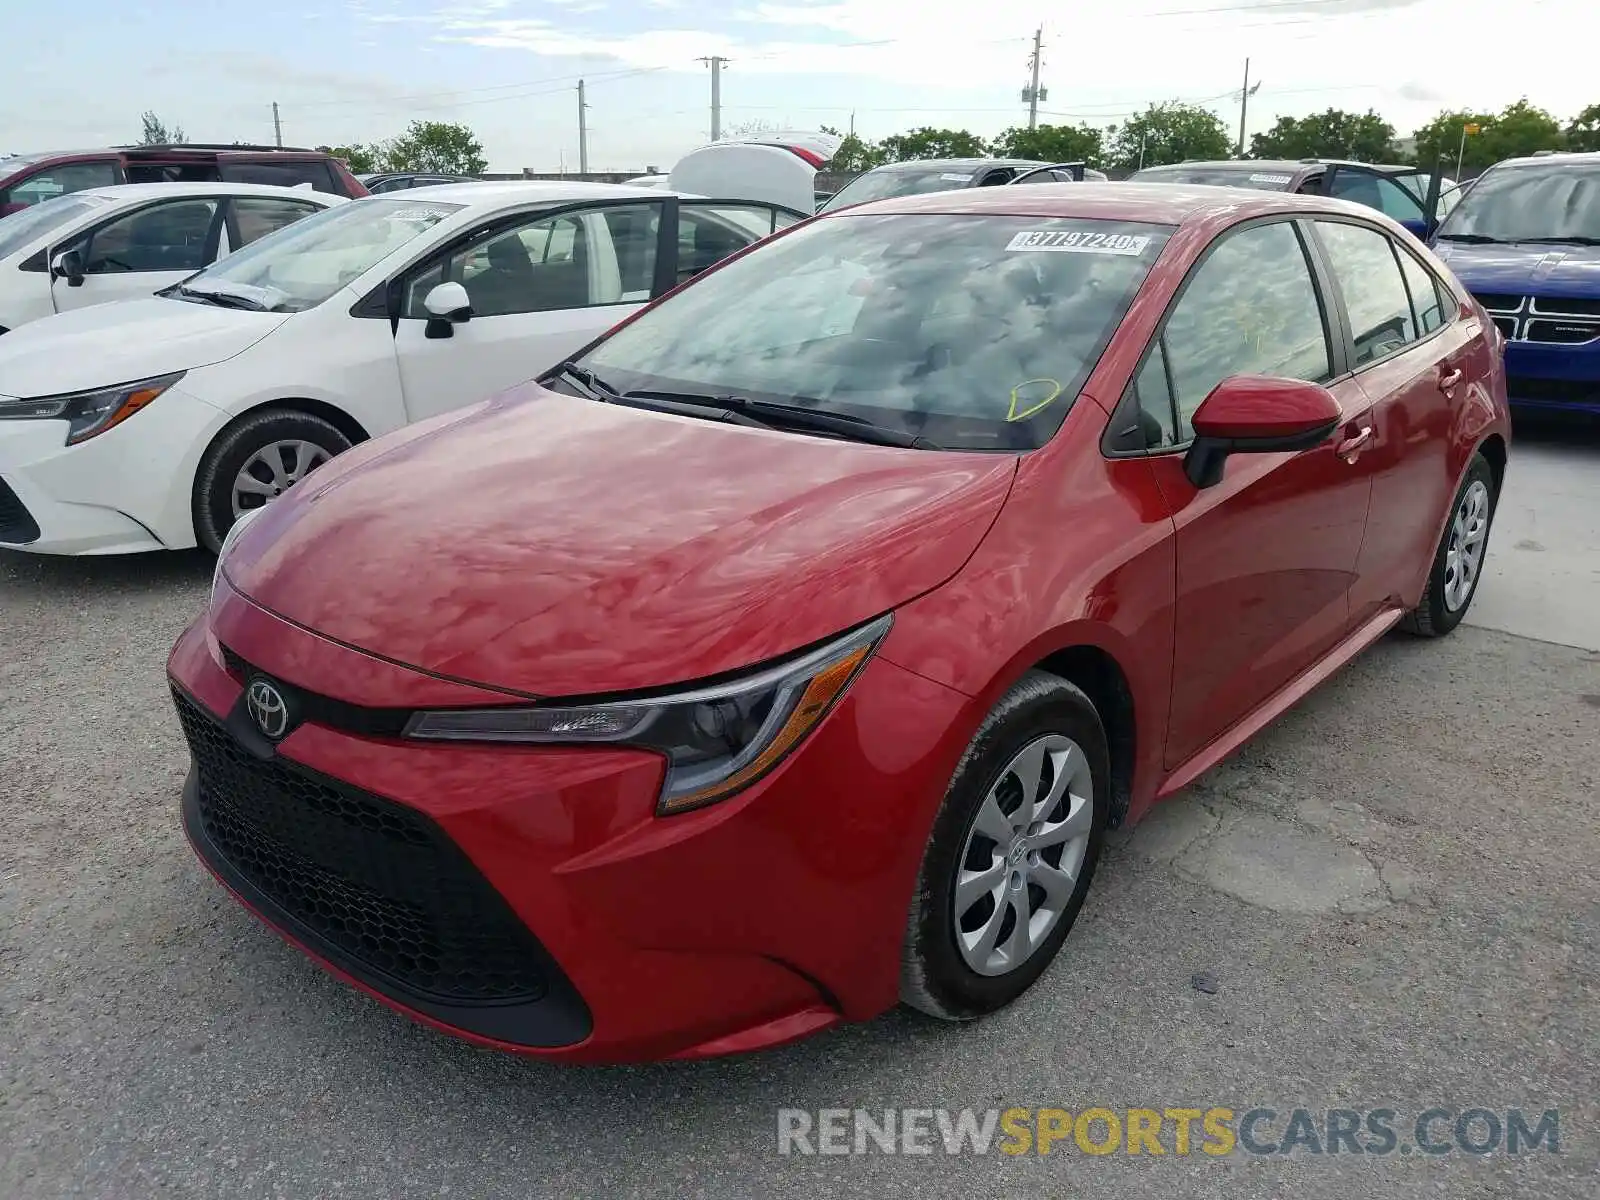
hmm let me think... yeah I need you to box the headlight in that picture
[212,504,264,593]
[0,371,185,445]
[405,614,892,814]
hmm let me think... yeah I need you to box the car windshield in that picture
[177,197,463,312]
[578,213,1174,451]
[1128,166,1295,190]
[0,193,107,259]
[820,167,985,212]
[1435,162,1600,243]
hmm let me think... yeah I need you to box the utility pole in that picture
[1235,59,1260,158]
[272,101,282,148]
[698,56,727,140]
[1022,27,1046,131]
[577,79,589,174]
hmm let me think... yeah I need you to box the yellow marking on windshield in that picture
[1007,379,1064,422]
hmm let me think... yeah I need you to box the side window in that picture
[601,205,659,301]
[232,198,321,248]
[1160,221,1332,440]
[1327,171,1424,222]
[2,161,120,207]
[1315,220,1418,365]
[1127,339,1179,450]
[774,209,805,231]
[219,161,337,194]
[677,204,770,284]
[80,199,220,274]
[1396,247,1448,335]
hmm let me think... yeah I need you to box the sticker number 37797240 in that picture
[1006,230,1152,255]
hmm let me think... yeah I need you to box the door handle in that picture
[1438,367,1463,390]
[1336,426,1372,461]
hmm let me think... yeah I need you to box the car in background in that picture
[0,183,342,334]
[0,145,368,216]
[358,172,480,194]
[166,182,1508,1062]
[1429,151,1600,415]
[819,158,1098,213]
[1126,159,1443,238]
[0,133,836,555]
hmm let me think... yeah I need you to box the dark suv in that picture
[0,145,368,216]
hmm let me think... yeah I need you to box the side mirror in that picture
[51,248,85,288]
[1183,375,1342,489]
[422,281,472,339]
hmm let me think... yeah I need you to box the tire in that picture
[900,670,1109,1021]
[1399,451,1497,638]
[192,408,351,553]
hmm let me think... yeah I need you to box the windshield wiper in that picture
[178,285,268,312]
[1435,233,1503,244]
[623,389,940,449]
[545,361,622,402]
[1516,235,1600,246]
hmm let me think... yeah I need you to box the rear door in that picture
[392,200,666,420]
[1307,217,1482,622]
[674,200,804,287]
[52,196,225,313]
[224,195,327,255]
[1110,217,1376,769]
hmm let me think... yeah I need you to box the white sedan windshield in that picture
[0,194,109,259]
[180,198,463,312]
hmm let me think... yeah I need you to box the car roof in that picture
[391,180,677,206]
[1495,150,1600,168]
[839,180,1381,227]
[867,158,1045,173]
[71,182,341,203]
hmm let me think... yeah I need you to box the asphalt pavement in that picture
[2,418,1597,1199]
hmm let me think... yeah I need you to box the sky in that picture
[1,0,1594,172]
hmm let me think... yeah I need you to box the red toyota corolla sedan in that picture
[167,184,1509,1063]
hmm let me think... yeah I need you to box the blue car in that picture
[1430,152,1600,415]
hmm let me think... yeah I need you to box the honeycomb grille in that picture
[174,690,548,1004]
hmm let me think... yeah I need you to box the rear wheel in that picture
[1400,451,1496,637]
[900,671,1108,1020]
[192,408,350,553]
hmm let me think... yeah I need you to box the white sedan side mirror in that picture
[423,281,472,339]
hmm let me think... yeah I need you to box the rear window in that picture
[219,160,337,194]
[820,167,983,212]
[581,213,1174,451]
[1129,166,1295,190]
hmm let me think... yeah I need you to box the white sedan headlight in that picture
[0,372,185,445]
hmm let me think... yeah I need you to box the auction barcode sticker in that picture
[940,172,975,181]
[1248,173,1293,184]
[1006,230,1152,255]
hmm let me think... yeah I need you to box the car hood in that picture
[1432,240,1600,297]
[225,387,1017,697]
[0,297,288,398]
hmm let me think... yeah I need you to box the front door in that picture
[52,197,225,314]
[1120,218,1376,769]
[392,202,665,422]
[1323,164,1431,238]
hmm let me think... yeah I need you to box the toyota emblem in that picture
[246,678,290,740]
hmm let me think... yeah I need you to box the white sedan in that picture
[0,182,341,333]
[0,134,832,555]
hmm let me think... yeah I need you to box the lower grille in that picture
[173,690,549,1005]
[0,477,40,544]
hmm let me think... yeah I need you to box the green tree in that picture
[318,144,384,174]
[382,121,487,175]
[1249,108,1396,162]
[820,125,886,173]
[990,123,1103,167]
[1105,103,1231,172]
[1413,99,1564,173]
[139,111,186,145]
[1568,104,1600,152]
[875,127,988,162]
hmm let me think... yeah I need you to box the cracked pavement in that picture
[2,425,1597,1198]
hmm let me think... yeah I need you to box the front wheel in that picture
[1400,451,1497,637]
[900,670,1109,1020]
[192,409,351,553]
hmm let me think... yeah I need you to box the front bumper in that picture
[1503,340,1600,414]
[167,581,973,1062]
[0,383,226,554]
